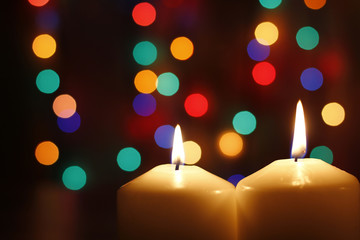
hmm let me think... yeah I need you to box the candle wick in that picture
[175,161,180,171]
[294,157,298,162]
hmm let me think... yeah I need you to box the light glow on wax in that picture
[291,100,307,158]
[171,125,185,166]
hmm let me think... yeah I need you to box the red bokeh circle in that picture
[252,61,276,86]
[184,93,208,117]
[132,2,156,27]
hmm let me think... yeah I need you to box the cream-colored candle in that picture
[117,125,237,240]
[236,101,360,240]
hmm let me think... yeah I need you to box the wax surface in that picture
[117,164,237,240]
[236,158,360,240]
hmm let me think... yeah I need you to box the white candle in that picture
[236,101,360,240]
[117,125,237,240]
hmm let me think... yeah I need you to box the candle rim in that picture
[235,158,359,190]
[119,164,236,192]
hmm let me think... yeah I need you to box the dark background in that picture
[7,0,360,239]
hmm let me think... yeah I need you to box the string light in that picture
[296,26,319,50]
[304,0,326,10]
[254,21,279,46]
[259,0,282,9]
[156,72,180,96]
[36,69,60,94]
[134,70,157,94]
[133,41,157,66]
[28,0,49,7]
[184,93,208,117]
[53,94,77,118]
[170,36,194,60]
[132,2,156,27]
[252,61,276,86]
[117,147,141,172]
[62,166,87,190]
[32,34,56,59]
[35,141,59,165]
[321,102,345,126]
[300,67,323,91]
[218,131,244,158]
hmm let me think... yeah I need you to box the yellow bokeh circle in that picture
[254,22,279,46]
[35,141,59,165]
[170,36,194,60]
[32,34,57,59]
[321,102,345,126]
[134,70,157,93]
[183,141,202,165]
[218,131,243,157]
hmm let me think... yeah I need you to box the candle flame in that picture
[291,100,307,158]
[171,124,185,166]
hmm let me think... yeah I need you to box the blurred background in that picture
[7,0,360,239]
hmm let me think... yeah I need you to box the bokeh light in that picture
[36,9,60,31]
[218,131,243,157]
[32,34,57,59]
[252,61,276,86]
[259,0,282,9]
[254,21,279,46]
[304,0,326,10]
[227,174,245,186]
[310,146,333,164]
[132,93,156,116]
[232,111,257,135]
[154,125,175,149]
[134,70,157,94]
[132,2,156,26]
[53,94,77,118]
[57,112,81,133]
[133,41,157,66]
[247,39,270,61]
[296,26,319,50]
[62,166,87,190]
[184,93,208,117]
[36,69,60,94]
[183,141,202,165]
[28,0,49,7]
[321,102,345,126]
[35,141,59,166]
[300,67,323,91]
[156,72,179,96]
[170,36,194,60]
[117,147,141,172]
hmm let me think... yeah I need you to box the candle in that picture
[236,101,360,240]
[117,125,237,240]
